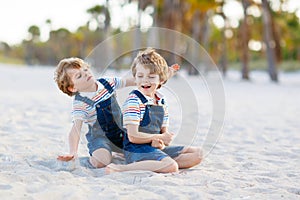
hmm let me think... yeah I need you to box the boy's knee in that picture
[195,148,203,164]
[90,149,112,168]
[163,158,179,173]
[90,157,107,168]
[169,161,179,172]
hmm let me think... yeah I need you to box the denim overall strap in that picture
[130,90,150,127]
[123,91,165,154]
[131,90,165,105]
[74,93,95,107]
[131,90,148,104]
[74,78,113,106]
[75,78,124,151]
[95,79,124,149]
[98,78,113,94]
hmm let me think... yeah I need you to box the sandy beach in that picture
[0,63,299,199]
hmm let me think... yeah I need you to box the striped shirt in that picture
[122,90,169,128]
[71,77,125,125]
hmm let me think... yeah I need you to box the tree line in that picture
[0,0,299,82]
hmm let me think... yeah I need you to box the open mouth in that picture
[141,85,151,89]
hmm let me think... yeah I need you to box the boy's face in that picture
[67,67,96,93]
[135,63,163,97]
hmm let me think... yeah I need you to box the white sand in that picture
[0,64,299,199]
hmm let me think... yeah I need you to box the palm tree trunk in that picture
[262,0,278,82]
[189,10,201,75]
[241,0,250,80]
[219,11,228,77]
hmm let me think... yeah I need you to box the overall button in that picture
[96,105,100,108]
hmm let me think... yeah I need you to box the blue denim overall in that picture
[75,78,124,155]
[123,90,184,164]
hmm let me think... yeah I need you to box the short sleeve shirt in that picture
[122,90,169,128]
[71,77,125,125]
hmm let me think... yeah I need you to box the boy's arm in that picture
[160,127,174,146]
[126,124,156,144]
[126,124,163,144]
[168,64,180,79]
[126,124,173,144]
[124,77,136,87]
[57,120,83,161]
[69,119,82,155]
[151,138,165,150]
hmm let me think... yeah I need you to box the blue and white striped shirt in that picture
[122,90,169,128]
[71,77,125,125]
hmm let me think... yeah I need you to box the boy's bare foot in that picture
[57,154,74,162]
[105,163,122,174]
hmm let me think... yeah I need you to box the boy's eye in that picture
[149,75,158,79]
[83,68,88,72]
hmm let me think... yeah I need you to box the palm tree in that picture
[261,0,278,82]
[240,0,251,80]
[24,25,41,65]
[184,0,219,75]
[87,3,112,69]
[87,4,111,38]
[28,25,41,42]
[217,0,228,76]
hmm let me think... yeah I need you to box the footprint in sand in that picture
[286,188,300,195]
[0,184,12,190]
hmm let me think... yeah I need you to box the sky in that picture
[0,0,299,46]
[0,0,109,45]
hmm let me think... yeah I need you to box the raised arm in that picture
[125,77,136,87]
[168,64,180,79]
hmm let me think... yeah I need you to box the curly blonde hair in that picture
[131,48,169,88]
[54,57,89,96]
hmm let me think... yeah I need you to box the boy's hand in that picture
[160,132,174,146]
[57,154,75,162]
[170,64,180,71]
[151,138,165,150]
[168,64,180,79]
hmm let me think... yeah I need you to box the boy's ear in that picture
[68,86,77,93]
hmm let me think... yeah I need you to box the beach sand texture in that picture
[0,64,299,199]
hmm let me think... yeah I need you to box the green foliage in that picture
[0,0,299,73]
[229,59,300,72]
[0,54,24,65]
[278,60,300,72]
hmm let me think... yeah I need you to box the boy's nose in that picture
[142,76,150,81]
[143,78,150,83]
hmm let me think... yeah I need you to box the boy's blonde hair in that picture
[54,57,89,96]
[131,48,169,87]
